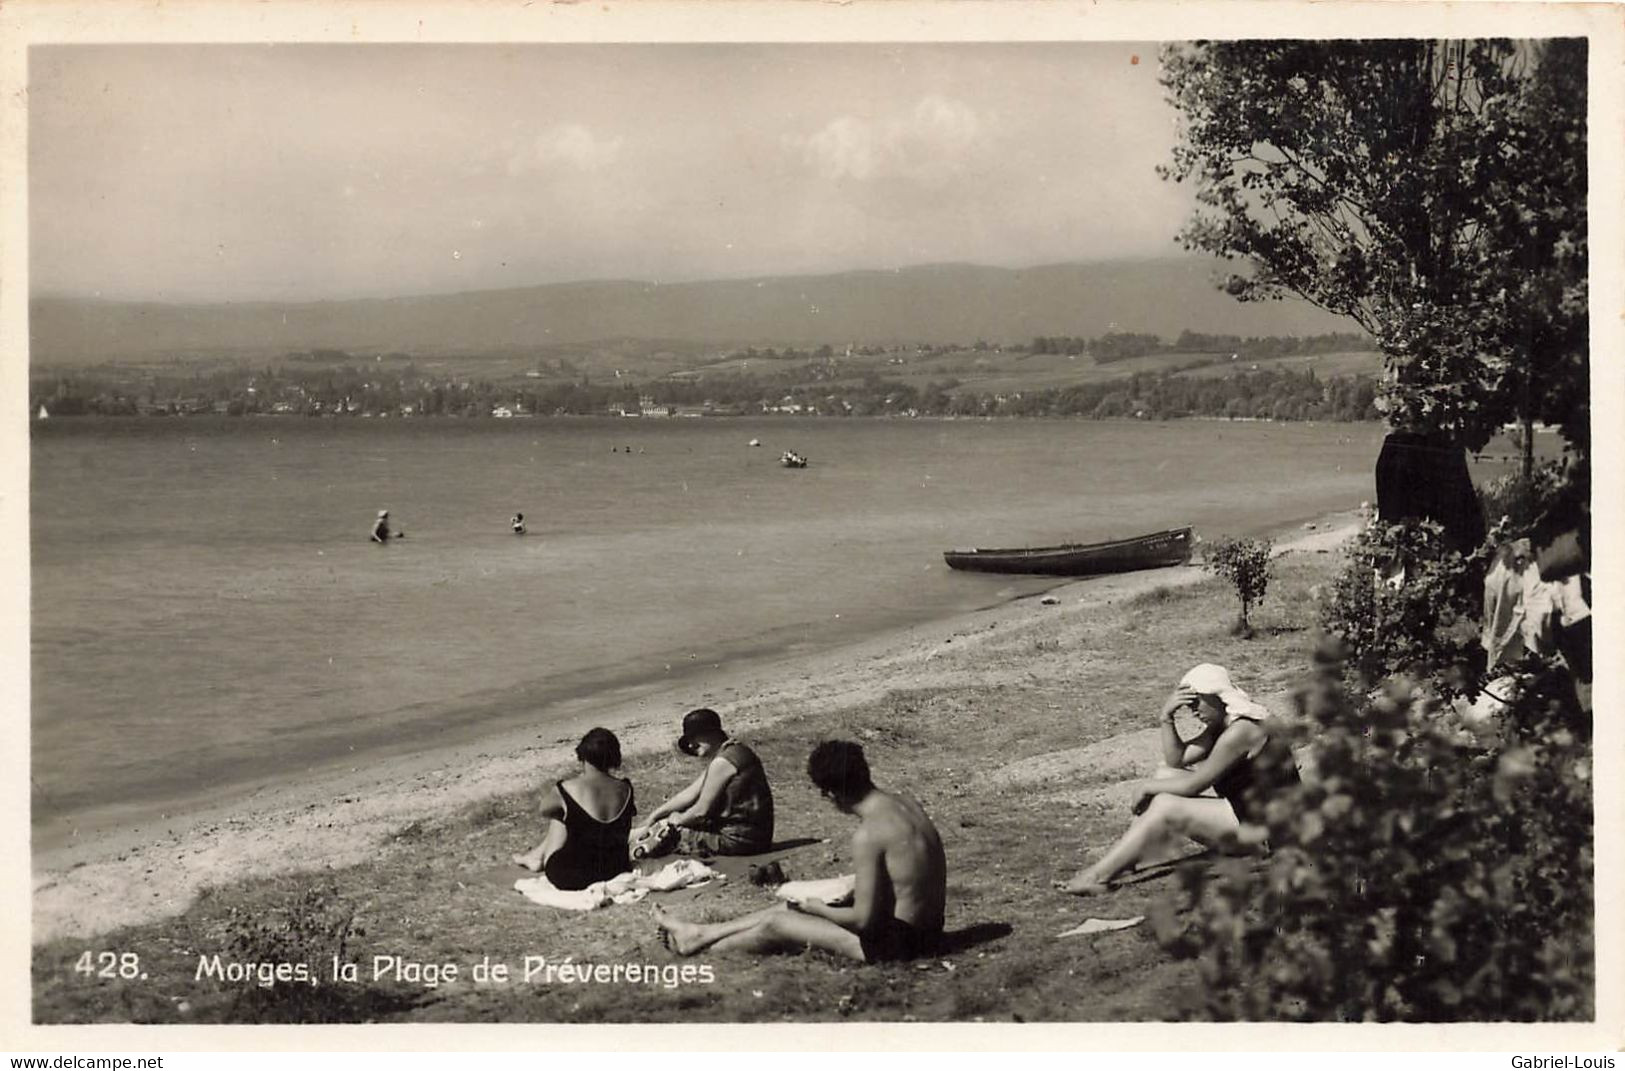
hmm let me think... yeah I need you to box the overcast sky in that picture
[30,43,1197,303]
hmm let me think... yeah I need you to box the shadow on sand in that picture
[940,921,1014,954]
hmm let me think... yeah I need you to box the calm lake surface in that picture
[32,416,1388,842]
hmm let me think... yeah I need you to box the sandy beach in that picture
[32,510,1363,945]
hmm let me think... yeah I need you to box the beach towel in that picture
[637,857,720,892]
[515,858,721,911]
[1519,566,1558,657]
[1057,916,1145,938]
[513,874,623,912]
[1482,554,1527,670]
[1483,540,1580,671]
[774,874,856,905]
[1553,574,1591,628]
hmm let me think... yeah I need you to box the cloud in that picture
[800,116,878,181]
[907,94,981,155]
[509,123,624,175]
[789,95,987,183]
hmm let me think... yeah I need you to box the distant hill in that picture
[30,259,1357,366]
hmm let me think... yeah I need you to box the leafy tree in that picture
[1203,535,1274,635]
[1160,40,1587,459]
[1477,38,1589,468]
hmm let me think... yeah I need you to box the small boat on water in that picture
[943,526,1194,577]
[780,451,808,469]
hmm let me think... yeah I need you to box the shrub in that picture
[1152,644,1593,1021]
[1478,458,1570,533]
[1203,536,1274,635]
[1317,519,1485,697]
[206,881,414,1023]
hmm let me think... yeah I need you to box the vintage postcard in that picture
[1,0,1619,1052]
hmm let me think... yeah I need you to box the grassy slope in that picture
[1169,351,1383,381]
[33,553,1338,1024]
[657,349,1383,397]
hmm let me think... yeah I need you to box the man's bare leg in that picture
[654,902,864,961]
[513,819,566,872]
[653,903,786,955]
[708,909,866,961]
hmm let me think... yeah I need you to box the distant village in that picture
[31,331,1383,425]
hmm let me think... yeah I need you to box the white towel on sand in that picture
[637,858,720,892]
[515,858,720,911]
[774,874,856,905]
[1057,916,1145,938]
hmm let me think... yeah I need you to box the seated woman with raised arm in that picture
[512,727,636,890]
[1060,663,1300,896]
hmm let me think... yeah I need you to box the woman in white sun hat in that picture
[1060,663,1300,896]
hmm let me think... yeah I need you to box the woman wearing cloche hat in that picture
[632,708,774,859]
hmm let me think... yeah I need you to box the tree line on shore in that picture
[30,362,1382,424]
[1028,329,1371,362]
[29,331,1380,424]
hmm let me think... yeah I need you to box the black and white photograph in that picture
[2,0,1619,1047]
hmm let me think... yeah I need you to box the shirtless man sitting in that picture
[654,739,947,963]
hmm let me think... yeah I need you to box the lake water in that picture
[31,416,1390,844]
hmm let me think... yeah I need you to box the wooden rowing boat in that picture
[943,526,1195,576]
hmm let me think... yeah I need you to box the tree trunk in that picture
[1520,339,1536,481]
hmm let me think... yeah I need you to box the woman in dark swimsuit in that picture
[512,728,636,889]
[1060,663,1299,896]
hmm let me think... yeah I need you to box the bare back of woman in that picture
[563,767,633,822]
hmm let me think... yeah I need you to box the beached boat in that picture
[943,526,1194,576]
